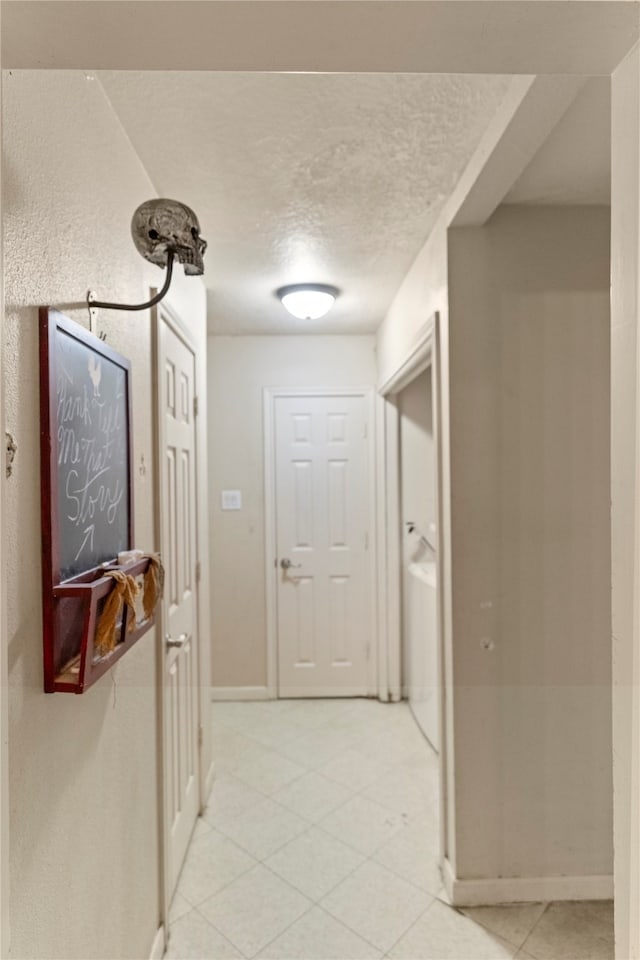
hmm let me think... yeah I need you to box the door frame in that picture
[376,311,451,878]
[0,30,9,957]
[264,387,378,699]
[152,299,208,947]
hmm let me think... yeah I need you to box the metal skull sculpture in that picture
[131,199,207,276]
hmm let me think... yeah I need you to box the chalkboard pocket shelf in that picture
[40,308,150,694]
[47,556,155,693]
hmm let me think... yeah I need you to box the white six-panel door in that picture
[158,312,200,898]
[274,394,371,697]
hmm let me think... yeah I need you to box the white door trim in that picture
[376,313,438,702]
[264,387,377,699]
[376,311,450,877]
[153,300,206,946]
[377,314,436,397]
[0,33,9,958]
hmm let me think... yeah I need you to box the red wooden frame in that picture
[39,307,154,693]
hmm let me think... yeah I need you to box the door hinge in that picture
[195,561,201,584]
[364,532,369,550]
[366,642,371,661]
[198,725,203,749]
[363,422,368,439]
[194,395,199,418]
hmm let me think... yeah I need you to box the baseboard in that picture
[149,925,165,960]
[211,686,271,701]
[442,857,614,906]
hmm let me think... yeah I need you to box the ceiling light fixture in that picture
[276,283,339,320]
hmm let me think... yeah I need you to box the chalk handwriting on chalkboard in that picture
[55,330,129,580]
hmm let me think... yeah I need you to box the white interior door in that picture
[158,311,200,898]
[274,393,372,697]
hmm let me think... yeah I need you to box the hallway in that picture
[166,700,614,959]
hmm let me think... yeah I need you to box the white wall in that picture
[3,71,207,959]
[207,335,376,689]
[447,205,612,884]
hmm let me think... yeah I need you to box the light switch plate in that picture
[221,489,242,511]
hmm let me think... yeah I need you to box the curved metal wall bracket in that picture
[87,250,175,318]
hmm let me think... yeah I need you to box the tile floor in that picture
[166,698,614,960]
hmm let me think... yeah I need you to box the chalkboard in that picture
[40,309,133,583]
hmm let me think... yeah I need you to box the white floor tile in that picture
[166,909,244,959]
[461,904,547,951]
[177,830,257,907]
[363,764,432,819]
[271,770,352,823]
[169,891,193,925]
[521,901,614,960]
[277,727,357,770]
[198,864,311,958]
[373,814,442,895]
[244,715,309,750]
[320,860,432,953]
[387,899,517,960]
[201,700,615,960]
[203,774,266,827]
[233,750,307,796]
[358,726,429,765]
[265,826,365,901]
[215,736,277,776]
[192,816,214,841]
[319,794,406,856]
[318,748,394,791]
[212,722,258,761]
[215,797,308,861]
[258,906,383,959]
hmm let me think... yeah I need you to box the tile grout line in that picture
[205,702,442,956]
[380,894,439,958]
[516,901,550,956]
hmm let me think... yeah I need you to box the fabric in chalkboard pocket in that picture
[142,553,164,621]
[95,570,140,656]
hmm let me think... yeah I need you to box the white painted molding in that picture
[384,399,402,703]
[263,389,278,700]
[442,857,614,907]
[375,394,389,703]
[149,925,165,960]
[378,313,436,397]
[0,32,9,957]
[211,686,271,702]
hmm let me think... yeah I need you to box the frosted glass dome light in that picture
[277,284,339,320]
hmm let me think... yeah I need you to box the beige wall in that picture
[3,71,207,959]
[207,335,376,689]
[611,45,640,960]
[448,205,612,881]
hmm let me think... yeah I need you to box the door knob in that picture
[165,632,189,649]
[280,558,301,570]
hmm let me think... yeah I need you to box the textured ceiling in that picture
[99,72,511,334]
